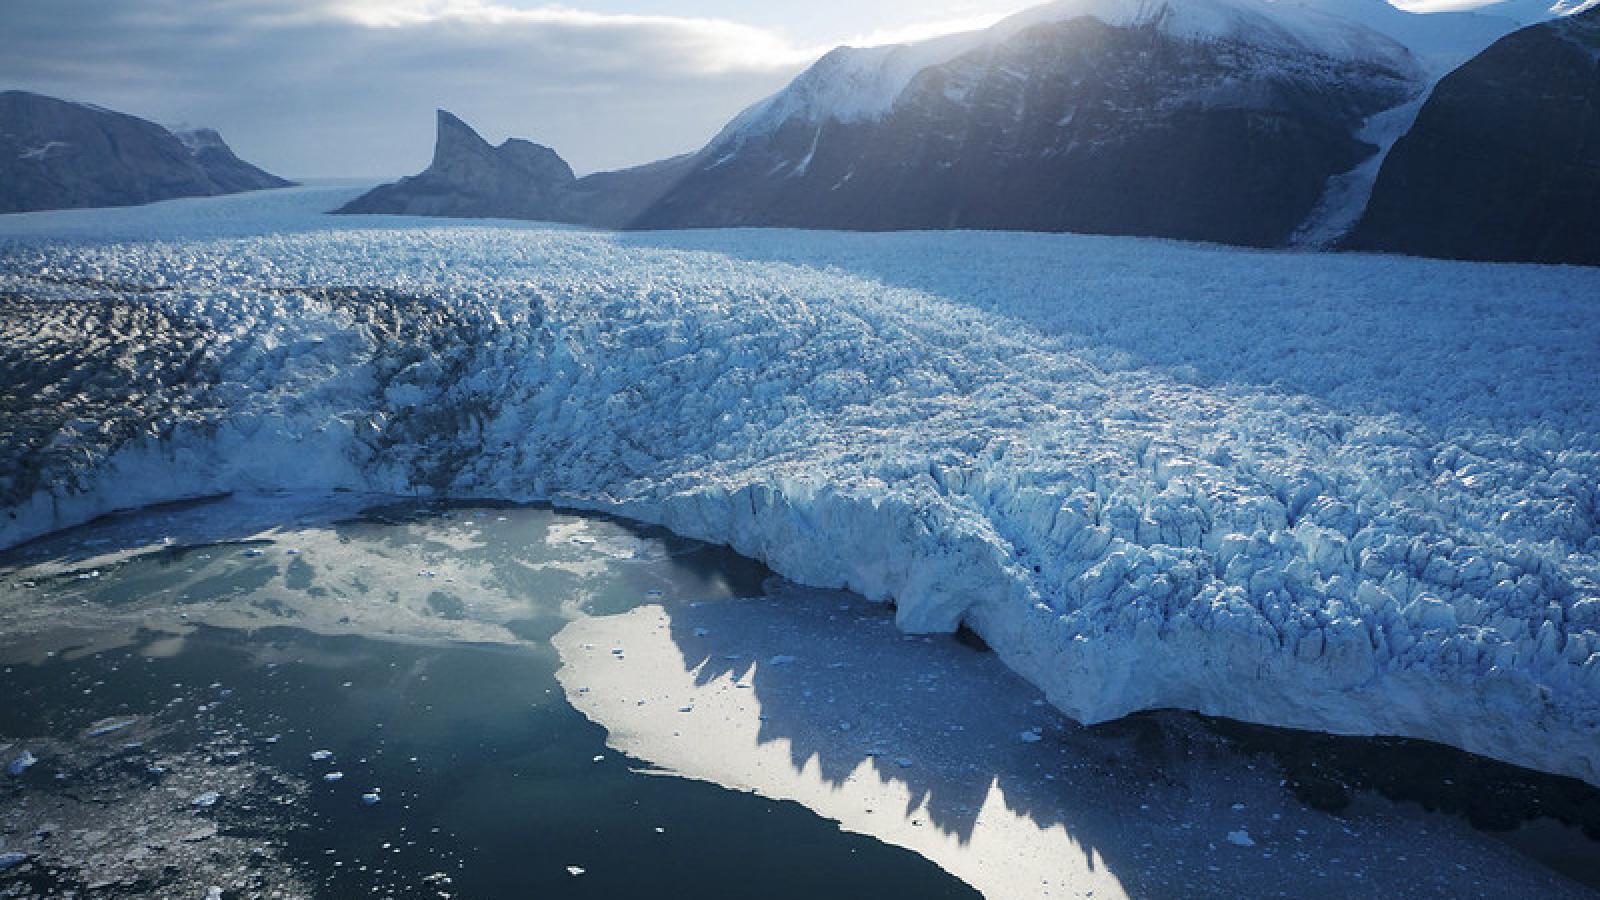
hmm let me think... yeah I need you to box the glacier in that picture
[1,185,1598,786]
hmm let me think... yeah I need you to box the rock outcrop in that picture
[336,111,578,220]
[173,128,296,196]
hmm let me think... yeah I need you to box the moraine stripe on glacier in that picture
[1,188,1597,785]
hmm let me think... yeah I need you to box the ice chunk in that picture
[6,750,37,776]
[84,717,139,738]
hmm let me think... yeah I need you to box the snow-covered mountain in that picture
[341,0,1592,255]
[717,0,1424,136]
[1346,4,1600,263]
[0,91,293,214]
[633,0,1431,245]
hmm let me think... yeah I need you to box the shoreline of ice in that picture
[2,187,1597,786]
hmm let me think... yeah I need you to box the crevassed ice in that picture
[1,200,1597,785]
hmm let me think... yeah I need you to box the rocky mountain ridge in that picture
[0,91,293,213]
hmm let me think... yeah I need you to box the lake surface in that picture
[0,493,1596,898]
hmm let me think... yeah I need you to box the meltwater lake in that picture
[0,493,1597,898]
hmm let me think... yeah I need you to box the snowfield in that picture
[3,186,1598,785]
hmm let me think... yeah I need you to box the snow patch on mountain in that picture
[17,142,70,161]
[719,0,1427,145]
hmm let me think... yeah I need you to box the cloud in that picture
[0,0,818,177]
[840,9,1025,48]
[0,0,1043,178]
[328,1,824,72]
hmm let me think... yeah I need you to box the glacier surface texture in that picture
[2,187,1598,785]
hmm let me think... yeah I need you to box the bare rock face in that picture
[336,111,577,219]
[337,3,1424,248]
[634,16,1421,247]
[1346,8,1600,265]
[0,91,292,214]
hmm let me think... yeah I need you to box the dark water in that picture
[0,497,977,899]
[2,496,1598,898]
[0,627,978,899]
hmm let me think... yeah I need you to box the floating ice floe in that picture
[84,717,140,738]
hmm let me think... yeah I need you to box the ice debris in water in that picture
[191,791,220,808]
[310,750,333,761]
[85,717,139,738]
[1227,830,1256,847]
[0,852,28,871]
[1020,728,1044,743]
[567,866,586,876]
[323,771,345,782]
[6,751,37,776]
[361,791,381,805]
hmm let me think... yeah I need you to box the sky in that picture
[0,0,1035,179]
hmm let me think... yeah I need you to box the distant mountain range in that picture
[0,90,292,213]
[339,0,1600,266]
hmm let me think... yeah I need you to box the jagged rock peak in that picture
[336,110,576,220]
